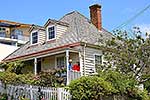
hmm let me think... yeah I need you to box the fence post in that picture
[30,85,33,100]
[57,88,62,100]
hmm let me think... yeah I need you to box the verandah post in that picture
[66,49,69,85]
[34,58,37,75]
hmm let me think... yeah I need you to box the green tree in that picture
[98,27,150,93]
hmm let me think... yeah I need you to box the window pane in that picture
[32,32,38,44]
[57,56,65,68]
[48,26,55,39]
[95,55,102,66]
[11,29,23,39]
[0,32,6,37]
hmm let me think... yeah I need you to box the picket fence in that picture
[0,82,71,100]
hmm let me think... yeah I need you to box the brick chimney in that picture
[89,4,102,31]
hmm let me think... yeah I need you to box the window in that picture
[0,27,6,37]
[0,32,6,37]
[11,29,23,40]
[56,56,65,68]
[31,32,38,44]
[47,26,55,40]
[94,55,102,67]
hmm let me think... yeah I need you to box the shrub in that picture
[69,76,117,100]
[69,71,150,100]
[0,68,66,87]
[97,70,137,95]
[34,68,66,87]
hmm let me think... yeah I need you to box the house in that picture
[0,20,31,62]
[3,4,114,84]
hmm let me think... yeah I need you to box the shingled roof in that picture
[3,11,114,61]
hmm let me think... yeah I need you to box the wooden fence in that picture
[0,82,71,100]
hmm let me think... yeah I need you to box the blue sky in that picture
[1,0,150,32]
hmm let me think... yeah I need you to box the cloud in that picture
[132,24,150,38]
[137,24,150,34]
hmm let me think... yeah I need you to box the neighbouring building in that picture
[0,20,31,62]
[3,4,114,84]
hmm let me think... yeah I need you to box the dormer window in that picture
[47,26,56,40]
[31,31,38,44]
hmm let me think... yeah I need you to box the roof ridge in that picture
[59,10,91,23]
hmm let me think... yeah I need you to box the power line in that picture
[112,4,150,31]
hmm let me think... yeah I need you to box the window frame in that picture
[46,25,56,41]
[94,53,103,68]
[55,54,65,68]
[30,30,39,45]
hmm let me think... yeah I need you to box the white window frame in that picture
[30,30,39,45]
[55,54,65,68]
[46,25,56,41]
[94,53,103,68]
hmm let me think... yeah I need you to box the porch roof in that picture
[3,42,80,62]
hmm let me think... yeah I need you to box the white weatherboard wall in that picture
[0,44,18,62]
[84,47,102,75]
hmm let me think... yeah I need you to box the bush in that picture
[69,71,150,100]
[33,68,66,87]
[69,76,117,100]
[0,68,66,87]
[97,70,137,95]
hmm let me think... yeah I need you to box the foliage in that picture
[33,68,67,87]
[0,61,25,74]
[69,71,150,100]
[100,27,150,81]
[97,70,137,95]
[0,68,66,87]
[96,27,150,94]
[141,74,150,92]
[69,76,117,100]
[0,94,7,100]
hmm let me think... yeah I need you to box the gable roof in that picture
[28,24,45,33]
[44,19,69,27]
[3,11,114,61]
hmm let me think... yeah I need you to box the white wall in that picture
[0,43,18,62]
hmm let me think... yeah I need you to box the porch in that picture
[22,49,83,85]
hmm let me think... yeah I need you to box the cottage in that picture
[3,4,114,84]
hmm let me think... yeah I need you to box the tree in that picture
[99,27,150,83]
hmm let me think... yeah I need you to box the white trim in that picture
[30,30,39,45]
[66,49,69,85]
[34,58,37,75]
[93,53,103,70]
[46,25,56,41]
[79,51,83,76]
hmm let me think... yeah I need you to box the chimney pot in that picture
[89,4,102,31]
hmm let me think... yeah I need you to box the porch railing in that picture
[68,70,81,83]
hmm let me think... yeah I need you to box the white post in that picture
[79,51,83,76]
[34,58,37,75]
[66,49,69,85]
[57,88,62,100]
